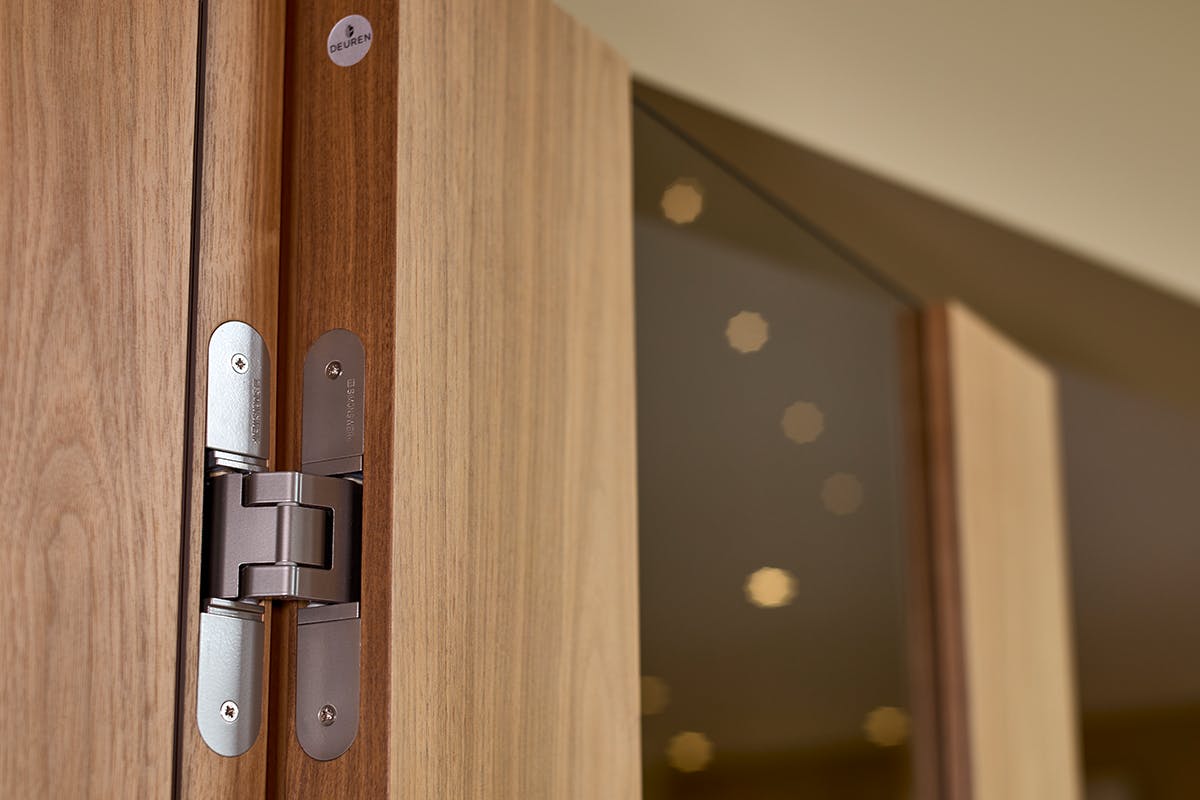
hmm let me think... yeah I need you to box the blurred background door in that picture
[632,106,1082,799]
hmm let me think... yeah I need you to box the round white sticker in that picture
[327,15,373,67]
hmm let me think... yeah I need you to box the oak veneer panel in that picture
[925,303,1082,799]
[0,1,197,796]
[273,0,638,796]
[176,1,287,797]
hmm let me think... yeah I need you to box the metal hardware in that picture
[197,598,263,756]
[302,329,364,477]
[293,328,364,760]
[197,322,364,761]
[205,470,358,603]
[197,322,271,756]
[297,601,361,759]
[206,321,269,472]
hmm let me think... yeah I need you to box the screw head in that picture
[317,703,337,726]
[231,353,249,374]
[220,700,239,723]
[325,360,343,380]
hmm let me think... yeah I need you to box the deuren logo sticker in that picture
[327,14,373,67]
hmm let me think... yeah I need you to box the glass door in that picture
[634,105,930,799]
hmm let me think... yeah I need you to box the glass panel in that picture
[1059,369,1200,799]
[634,106,923,798]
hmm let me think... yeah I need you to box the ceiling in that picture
[558,0,1200,306]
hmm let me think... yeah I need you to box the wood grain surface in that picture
[0,2,198,796]
[176,1,287,797]
[922,307,975,800]
[273,0,639,796]
[925,303,1082,799]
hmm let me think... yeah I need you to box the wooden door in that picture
[3,1,637,798]
[924,303,1083,799]
[0,1,199,796]
[176,1,287,797]
[267,1,639,796]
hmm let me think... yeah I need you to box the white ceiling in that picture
[558,0,1200,305]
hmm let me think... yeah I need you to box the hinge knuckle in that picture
[275,503,327,567]
[206,470,360,605]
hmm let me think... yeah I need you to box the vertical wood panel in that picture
[897,315,944,800]
[274,0,638,796]
[272,0,400,794]
[923,307,974,800]
[925,303,1082,799]
[0,1,198,796]
[177,1,287,797]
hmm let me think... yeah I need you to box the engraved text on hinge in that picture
[344,378,357,441]
[250,378,262,445]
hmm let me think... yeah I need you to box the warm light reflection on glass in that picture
[745,566,797,608]
[822,472,864,515]
[660,178,704,224]
[863,706,910,747]
[725,310,769,353]
[781,400,825,445]
[636,107,917,797]
[641,675,671,716]
[666,731,714,772]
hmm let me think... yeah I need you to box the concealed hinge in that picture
[197,321,364,761]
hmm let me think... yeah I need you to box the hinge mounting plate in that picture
[197,322,364,761]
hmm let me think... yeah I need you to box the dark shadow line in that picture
[172,1,208,796]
